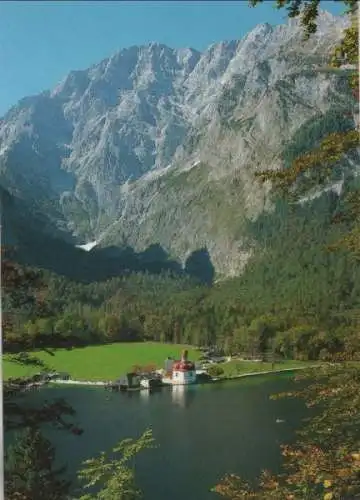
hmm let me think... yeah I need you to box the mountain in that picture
[1,186,204,282]
[0,10,358,277]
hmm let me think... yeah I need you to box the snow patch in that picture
[76,240,98,251]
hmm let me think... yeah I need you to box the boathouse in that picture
[117,372,141,389]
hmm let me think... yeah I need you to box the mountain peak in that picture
[249,22,273,35]
[286,7,348,31]
[0,10,354,276]
[148,41,166,50]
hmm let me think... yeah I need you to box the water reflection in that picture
[138,385,196,408]
[139,389,150,401]
[171,384,196,409]
[139,387,164,403]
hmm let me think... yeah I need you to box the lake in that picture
[19,373,309,499]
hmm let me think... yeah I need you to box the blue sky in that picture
[0,0,345,116]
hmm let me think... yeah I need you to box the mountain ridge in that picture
[1,9,357,276]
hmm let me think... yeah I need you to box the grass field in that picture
[219,359,320,378]
[3,343,200,381]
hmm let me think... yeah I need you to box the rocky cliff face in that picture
[0,10,357,276]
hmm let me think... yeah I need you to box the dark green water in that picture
[17,373,309,499]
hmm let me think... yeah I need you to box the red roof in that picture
[173,360,195,371]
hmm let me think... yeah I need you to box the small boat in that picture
[140,378,163,390]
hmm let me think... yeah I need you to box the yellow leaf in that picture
[337,468,351,478]
[323,479,332,488]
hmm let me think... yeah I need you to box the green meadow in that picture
[3,342,200,381]
[219,359,319,378]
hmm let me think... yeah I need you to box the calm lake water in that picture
[19,373,309,499]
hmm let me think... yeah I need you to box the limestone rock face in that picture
[0,10,356,275]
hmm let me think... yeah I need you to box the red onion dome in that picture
[173,360,195,371]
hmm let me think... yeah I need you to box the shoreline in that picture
[46,365,316,388]
[218,365,318,382]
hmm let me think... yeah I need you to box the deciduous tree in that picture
[75,429,156,500]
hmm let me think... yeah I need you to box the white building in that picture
[169,350,197,385]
